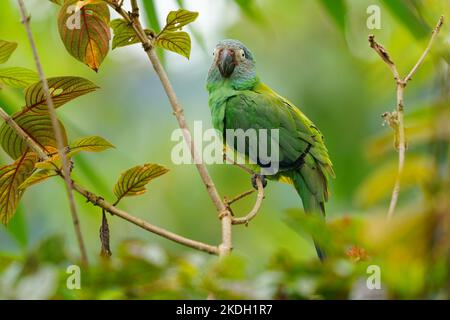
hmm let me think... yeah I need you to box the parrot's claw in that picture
[251,174,267,190]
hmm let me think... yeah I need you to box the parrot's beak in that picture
[218,49,235,78]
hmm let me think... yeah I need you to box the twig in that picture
[231,178,264,226]
[0,107,219,255]
[72,183,219,255]
[225,189,255,206]
[405,16,445,83]
[223,156,265,225]
[16,0,88,265]
[368,15,444,220]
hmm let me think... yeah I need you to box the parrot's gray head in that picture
[207,39,257,90]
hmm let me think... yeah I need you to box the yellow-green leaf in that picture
[155,31,191,59]
[76,0,105,10]
[67,135,114,157]
[162,9,198,32]
[58,0,111,71]
[0,67,39,88]
[0,153,38,224]
[18,169,58,190]
[0,112,68,160]
[113,163,168,203]
[20,76,99,115]
[0,40,17,64]
[110,19,154,50]
[110,19,140,49]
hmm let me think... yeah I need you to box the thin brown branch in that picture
[225,189,255,206]
[369,15,444,220]
[16,0,88,265]
[0,106,219,255]
[72,183,219,255]
[368,34,400,81]
[405,16,445,83]
[231,178,264,226]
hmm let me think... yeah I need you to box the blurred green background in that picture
[0,0,449,299]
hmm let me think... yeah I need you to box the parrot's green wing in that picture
[221,82,334,180]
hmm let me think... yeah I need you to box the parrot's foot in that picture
[251,174,267,190]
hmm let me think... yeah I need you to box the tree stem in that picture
[16,0,88,265]
[368,15,444,220]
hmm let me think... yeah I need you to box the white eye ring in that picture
[240,50,245,58]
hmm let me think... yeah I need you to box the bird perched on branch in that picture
[206,39,334,261]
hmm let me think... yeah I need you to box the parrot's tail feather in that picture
[314,240,326,262]
[292,167,328,262]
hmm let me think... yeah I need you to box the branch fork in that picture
[369,15,444,220]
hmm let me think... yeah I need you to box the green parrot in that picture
[206,39,334,260]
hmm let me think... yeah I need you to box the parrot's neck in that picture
[207,73,259,93]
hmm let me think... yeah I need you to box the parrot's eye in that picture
[239,49,246,59]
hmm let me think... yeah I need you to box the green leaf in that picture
[0,112,68,160]
[0,153,38,225]
[0,76,96,160]
[57,0,111,71]
[49,0,64,5]
[67,135,114,156]
[156,9,198,59]
[110,19,153,50]
[161,9,198,32]
[21,76,99,114]
[0,40,18,64]
[319,0,347,32]
[173,0,208,57]
[113,163,169,203]
[18,169,58,190]
[0,67,39,88]
[155,31,191,59]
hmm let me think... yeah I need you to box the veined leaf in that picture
[161,9,198,32]
[0,77,96,160]
[113,163,168,203]
[34,136,114,169]
[155,9,198,59]
[58,0,111,71]
[0,112,68,160]
[0,152,38,225]
[18,169,58,190]
[110,19,153,50]
[35,147,62,171]
[67,135,114,156]
[17,76,98,117]
[0,40,17,64]
[0,67,39,88]
[76,0,105,10]
[155,31,191,59]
